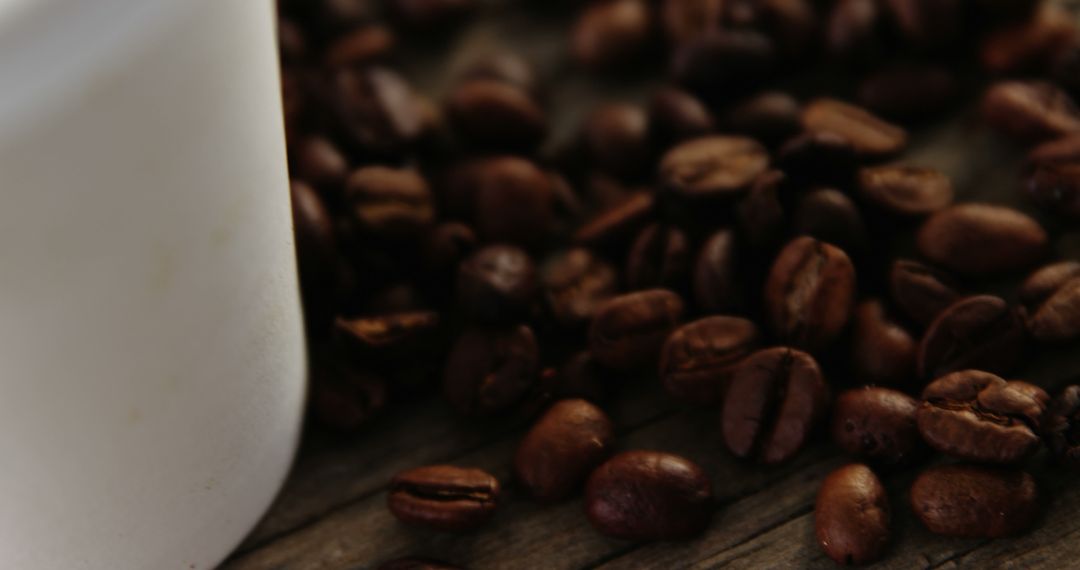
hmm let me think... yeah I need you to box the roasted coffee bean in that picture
[541,248,619,329]
[918,295,1027,379]
[471,157,555,247]
[910,465,1039,538]
[825,0,885,64]
[331,67,423,157]
[445,80,546,151]
[626,224,692,291]
[916,370,1048,463]
[765,237,856,352]
[736,170,786,252]
[335,312,441,359]
[459,52,538,96]
[721,91,801,147]
[883,0,961,51]
[658,135,770,203]
[1024,270,1080,342]
[277,18,307,63]
[582,103,651,180]
[291,135,349,189]
[916,204,1048,275]
[982,81,1080,143]
[815,464,890,566]
[801,98,908,159]
[585,450,713,540]
[722,347,828,464]
[423,222,478,275]
[1024,160,1080,221]
[574,191,655,248]
[647,87,714,149]
[791,188,869,256]
[310,362,388,432]
[660,0,725,45]
[514,399,615,502]
[388,465,500,531]
[1027,134,1080,166]
[589,289,684,370]
[776,130,858,185]
[755,0,817,59]
[979,4,1076,75]
[572,0,653,70]
[443,325,539,415]
[1044,385,1080,468]
[378,557,462,570]
[857,165,954,217]
[857,64,957,120]
[851,300,917,388]
[291,180,337,295]
[671,30,776,98]
[693,229,745,314]
[659,316,760,404]
[457,245,538,324]
[833,388,922,466]
[345,166,435,239]
[889,259,961,326]
[1020,261,1080,305]
[324,25,396,68]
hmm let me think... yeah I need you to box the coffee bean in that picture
[648,87,714,149]
[736,170,787,252]
[334,311,441,360]
[514,399,615,502]
[916,204,1048,275]
[291,135,349,189]
[721,91,802,147]
[459,52,538,97]
[755,0,817,59]
[443,325,539,415]
[979,4,1076,75]
[857,64,957,120]
[982,80,1080,143]
[423,222,478,276]
[1043,385,1080,468]
[1020,261,1080,306]
[589,289,685,370]
[1028,134,1080,167]
[660,0,724,45]
[883,0,962,51]
[791,188,869,257]
[1024,160,1080,222]
[671,30,776,98]
[572,0,653,70]
[1024,272,1080,342]
[445,79,547,151]
[722,347,828,464]
[916,370,1048,463]
[277,18,307,63]
[541,248,619,329]
[470,157,555,247]
[659,135,770,204]
[918,295,1027,379]
[331,67,423,157]
[815,464,890,566]
[388,465,500,531]
[910,465,1039,538]
[660,316,760,404]
[776,130,858,185]
[457,245,538,324]
[345,166,435,239]
[857,165,954,217]
[582,103,651,180]
[324,25,396,68]
[765,237,856,352]
[833,388,923,466]
[825,0,885,65]
[574,191,656,248]
[386,0,475,30]
[310,358,388,431]
[378,557,462,570]
[626,224,692,291]
[585,450,713,540]
[889,259,961,327]
[851,300,917,388]
[801,98,908,159]
[693,228,746,314]
[291,180,337,297]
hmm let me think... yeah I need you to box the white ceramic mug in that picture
[0,0,305,567]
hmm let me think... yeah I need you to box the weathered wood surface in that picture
[225,3,1080,568]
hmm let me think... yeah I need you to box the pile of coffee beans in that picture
[278,0,1080,566]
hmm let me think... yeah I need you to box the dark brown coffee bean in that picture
[721,91,802,147]
[443,325,539,415]
[310,359,388,432]
[457,245,538,324]
[626,224,692,291]
[445,80,547,151]
[660,0,724,45]
[471,157,555,247]
[334,312,441,360]
[776,130,858,185]
[291,180,337,295]
[291,135,349,189]
[722,347,828,464]
[1028,134,1080,166]
[378,557,462,570]
[883,0,961,51]
[889,259,961,326]
[514,399,615,502]
[851,300,917,388]
[660,316,760,404]
[918,295,1027,379]
[826,0,885,64]
[386,0,475,30]
[582,103,651,179]
[345,166,435,239]
[1020,261,1080,306]
[693,229,745,313]
[647,87,714,149]
[585,450,713,540]
[388,465,499,531]
[736,170,787,252]
[1025,273,1080,342]
[801,98,908,159]
[589,289,685,370]
[1024,160,1080,221]
[277,18,307,63]
[791,188,869,256]
[423,222,478,276]
[1043,385,1080,468]
[765,237,856,352]
[815,464,890,566]
[754,0,818,59]
[572,0,653,70]
[916,204,1048,275]
[671,30,776,98]
[459,52,538,96]
[916,370,1047,463]
[324,25,396,68]
[857,165,954,217]
[833,388,922,466]
[541,248,619,329]
[857,64,957,120]
[331,67,423,157]
[574,191,655,248]
[982,81,1080,143]
[659,135,770,203]
[979,4,1076,75]
[910,465,1039,538]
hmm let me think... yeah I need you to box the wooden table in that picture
[225,3,1080,567]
